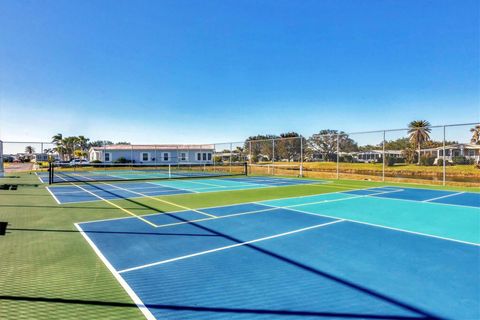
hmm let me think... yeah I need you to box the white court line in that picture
[146,181,200,193]
[45,187,61,204]
[423,192,466,203]
[152,190,401,229]
[118,219,345,273]
[34,172,44,183]
[75,223,156,320]
[77,186,379,224]
[260,203,480,247]
[101,182,217,219]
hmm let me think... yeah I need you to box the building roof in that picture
[90,144,215,151]
[421,143,480,152]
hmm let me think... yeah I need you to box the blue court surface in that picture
[46,176,322,204]
[76,186,480,320]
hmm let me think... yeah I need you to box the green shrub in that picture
[395,157,406,164]
[339,155,354,163]
[419,155,435,166]
[386,156,396,167]
[114,157,130,164]
[90,160,102,163]
[452,156,474,165]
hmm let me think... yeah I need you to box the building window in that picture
[141,153,149,161]
[163,153,169,161]
[468,150,475,157]
[180,152,187,161]
[202,153,207,161]
[207,153,212,161]
[197,153,201,161]
[105,153,111,162]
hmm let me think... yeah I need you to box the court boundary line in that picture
[45,186,61,205]
[74,223,156,320]
[34,172,44,183]
[77,185,375,224]
[151,190,401,228]
[74,184,477,227]
[260,204,480,247]
[48,177,330,205]
[118,219,345,273]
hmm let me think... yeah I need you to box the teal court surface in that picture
[46,176,323,204]
[76,185,480,320]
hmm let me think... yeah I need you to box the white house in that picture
[419,143,480,164]
[353,150,403,163]
[88,144,215,164]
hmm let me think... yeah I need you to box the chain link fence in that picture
[1,122,478,186]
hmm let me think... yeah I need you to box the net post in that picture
[336,133,339,179]
[443,125,446,186]
[382,130,385,182]
[49,161,53,184]
[300,136,303,177]
[244,161,248,176]
[0,140,4,178]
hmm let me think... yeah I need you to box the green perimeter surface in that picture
[0,172,478,319]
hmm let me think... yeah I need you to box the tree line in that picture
[244,121,480,165]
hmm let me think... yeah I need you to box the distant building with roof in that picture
[418,143,480,164]
[88,144,215,164]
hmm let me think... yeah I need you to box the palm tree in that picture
[470,125,480,144]
[408,120,431,165]
[52,133,63,145]
[52,133,65,160]
[25,146,35,154]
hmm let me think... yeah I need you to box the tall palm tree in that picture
[52,133,65,160]
[470,125,480,144]
[77,135,90,151]
[408,120,431,165]
[52,133,63,145]
[25,146,35,154]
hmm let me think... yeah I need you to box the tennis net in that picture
[49,162,247,184]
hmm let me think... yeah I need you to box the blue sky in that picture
[0,0,478,145]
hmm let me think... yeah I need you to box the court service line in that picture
[261,203,480,247]
[118,219,345,273]
[77,186,379,225]
[146,182,201,193]
[153,205,285,228]
[72,183,158,227]
[423,192,465,203]
[54,174,157,227]
[101,182,217,219]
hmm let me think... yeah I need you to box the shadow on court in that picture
[71,181,441,320]
[0,295,433,319]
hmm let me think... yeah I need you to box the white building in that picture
[88,144,215,164]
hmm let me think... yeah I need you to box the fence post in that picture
[272,139,275,176]
[300,136,303,177]
[0,140,4,177]
[382,130,385,182]
[229,143,233,172]
[249,140,252,165]
[336,133,339,179]
[443,125,446,186]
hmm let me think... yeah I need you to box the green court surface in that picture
[0,172,478,319]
